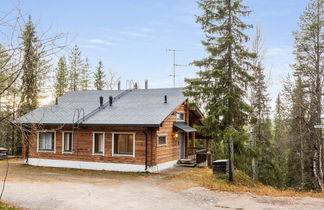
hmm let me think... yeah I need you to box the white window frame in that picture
[37,130,56,153]
[176,112,185,122]
[112,132,136,157]
[92,132,105,156]
[62,131,73,154]
[157,134,168,146]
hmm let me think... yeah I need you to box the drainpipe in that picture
[143,128,148,172]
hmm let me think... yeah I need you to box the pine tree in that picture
[184,0,255,181]
[293,0,323,191]
[54,57,68,97]
[80,57,91,90]
[19,16,41,116]
[68,45,83,91]
[94,60,106,90]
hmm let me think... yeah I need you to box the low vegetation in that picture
[0,201,18,210]
[175,168,324,198]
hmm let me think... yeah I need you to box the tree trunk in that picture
[228,135,234,182]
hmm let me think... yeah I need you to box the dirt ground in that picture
[1,160,324,210]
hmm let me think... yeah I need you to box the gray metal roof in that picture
[15,88,187,127]
[174,122,196,132]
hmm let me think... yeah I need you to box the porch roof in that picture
[173,122,196,132]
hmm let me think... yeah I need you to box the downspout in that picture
[143,129,148,172]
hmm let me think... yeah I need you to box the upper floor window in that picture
[38,132,55,152]
[62,132,73,153]
[113,133,135,156]
[93,132,105,155]
[176,112,185,121]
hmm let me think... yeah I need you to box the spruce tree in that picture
[54,57,68,97]
[94,60,106,90]
[68,45,83,91]
[184,0,255,181]
[249,26,272,182]
[292,0,323,191]
[287,76,309,189]
[80,57,91,90]
[19,16,41,116]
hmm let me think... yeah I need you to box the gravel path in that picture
[1,163,324,210]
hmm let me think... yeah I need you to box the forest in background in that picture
[0,0,323,192]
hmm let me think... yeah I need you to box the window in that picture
[62,132,73,153]
[176,112,185,121]
[113,133,135,156]
[93,133,104,155]
[157,135,167,146]
[38,132,55,152]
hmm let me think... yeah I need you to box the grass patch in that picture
[0,201,18,210]
[174,168,324,198]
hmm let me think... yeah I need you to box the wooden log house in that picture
[15,87,206,172]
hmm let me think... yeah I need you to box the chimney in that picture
[164,95,167,104]
[109,96,113,106]
[145,80,148,89]
[55,97,58,105]
[117,81,121,90]
[99,96,103,107]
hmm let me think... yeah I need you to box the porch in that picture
[173,122,212,168]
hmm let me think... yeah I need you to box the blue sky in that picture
[2,0,309,108]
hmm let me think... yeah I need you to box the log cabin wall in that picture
[25,125,154,165]
[156,102,188,164]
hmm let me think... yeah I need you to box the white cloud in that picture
[88,39,113,45]
[134,27,153,32]
[265,47,292,56]
[120,32,147,37]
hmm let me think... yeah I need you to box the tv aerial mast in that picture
[166,49,187,88]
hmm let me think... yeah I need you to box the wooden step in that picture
[177,163,196,167]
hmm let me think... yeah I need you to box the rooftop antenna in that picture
[166,49,187,88]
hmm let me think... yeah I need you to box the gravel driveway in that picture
[1,161,324,210]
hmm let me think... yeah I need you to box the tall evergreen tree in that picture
[68,45,83,91]
[249,26,272,181]
[54,57,68,97]
[292,0,323,191]
[94,60,106,90]
[80,57,91,90]
[19,16,41,116]
[274,94,284,143]
[184,0,255,181]
[286,76,309,189]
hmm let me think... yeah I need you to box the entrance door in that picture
[179,133,186,159]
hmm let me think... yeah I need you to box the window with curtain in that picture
[38,132,55,151]
[113,133,134,155]
[63,132,73,152]
[93,133,104,154]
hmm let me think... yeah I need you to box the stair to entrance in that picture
[177,159,196,167]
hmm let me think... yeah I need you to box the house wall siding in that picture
[156,102,188,164]
[26,126,151,165]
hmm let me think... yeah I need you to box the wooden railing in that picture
[187,147,211,167]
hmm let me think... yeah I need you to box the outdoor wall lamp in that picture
[173,132,179,139]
